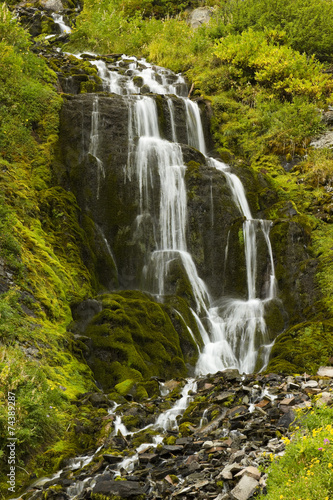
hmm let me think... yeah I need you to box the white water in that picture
[52,13,72,33]
[90,55,187,96]
[85,53,278,373]
[88,96,105,199]
[112,379,197,475]
[155,379,197,432]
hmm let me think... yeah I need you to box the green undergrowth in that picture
[0,3,101,492]
[258,405,333,500]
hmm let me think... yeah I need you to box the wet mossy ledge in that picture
[70,290,202,393]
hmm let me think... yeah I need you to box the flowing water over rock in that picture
[82,53,278,374]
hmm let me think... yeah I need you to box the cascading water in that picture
[51,13,72,33]
[89,54,278,374]
[88,96,105,199]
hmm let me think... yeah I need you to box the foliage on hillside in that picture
[1,0,333,496]
[0,3,99,491]
[258,405,333,500]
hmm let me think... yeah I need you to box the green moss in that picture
[164,435,177,445]
[115,379,136,396]
[267,320,333,374]
[179,422,194,437]
[79,291,189,391]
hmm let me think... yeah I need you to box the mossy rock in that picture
[77,291,190,391]
[179,421,194,437]
[267,320,333,374]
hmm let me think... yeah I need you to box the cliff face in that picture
[49,50,325,387]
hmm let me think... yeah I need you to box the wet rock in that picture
[103,454,123,464]
[277,410,295,428]
[222,369,241,381]
[93,479,145,497]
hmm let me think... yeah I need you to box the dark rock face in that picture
[50,51,323,377]
[55,93,272,301]
[93,479,145,497]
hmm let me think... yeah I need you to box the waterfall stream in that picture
[79,53,278,373]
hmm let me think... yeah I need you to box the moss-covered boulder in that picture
[71,290,200,390]
[267,320,333,374]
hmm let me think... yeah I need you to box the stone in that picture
[222,369,241,381]
[229,450,246,463]
[40,0,63,11]
[103,454,123,464]
[317,366,333,378]
[93,479,145,497]
[203,441,214,449]
[280,397,295,406]
[302,380,318,388]
[235,466,261,481]
[164,380,181,392]
[255,399,270,408]
[277,410,295,428]
[310,131,333,149]
[231,475,259,500]
[139,453,158,464]
[216,392,234,402]
[221,463,243,479]
[188,7,213,28]
[315,392,333,407]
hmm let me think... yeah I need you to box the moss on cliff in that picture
[76,291,189,390]
[267,320,333,374]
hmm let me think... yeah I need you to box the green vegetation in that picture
[1,0,333,497]
[258,406,333,500]
[74,291,198,391]
[0,2,98,491]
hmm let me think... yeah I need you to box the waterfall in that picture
[88,96,105,199]
[89,54,278,373]
[51,13,72,33]
[127,93,210,312]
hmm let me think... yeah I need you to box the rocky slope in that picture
[21,367,333,500]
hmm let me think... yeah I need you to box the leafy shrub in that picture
[226,0,333,62]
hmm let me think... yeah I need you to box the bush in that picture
[226,0,333,62]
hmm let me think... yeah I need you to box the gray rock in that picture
[231,475,259,500]
[40,0,63,11]
[221,463,243,480]
[277,410,295,428]
[310,131,333,149]
[315,392,333,407]
[302,380,318,389]
[188,7,213,28]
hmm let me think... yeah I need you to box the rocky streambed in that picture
[21,367,333,500]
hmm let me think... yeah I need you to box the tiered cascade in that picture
[87,54,277,374]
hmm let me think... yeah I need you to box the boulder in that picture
[317,366,333,378]
[40,0,64,11]
[231,475,259,500]
[188,7,213,28]
[315,392,333,407]
[93,479,145,497]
